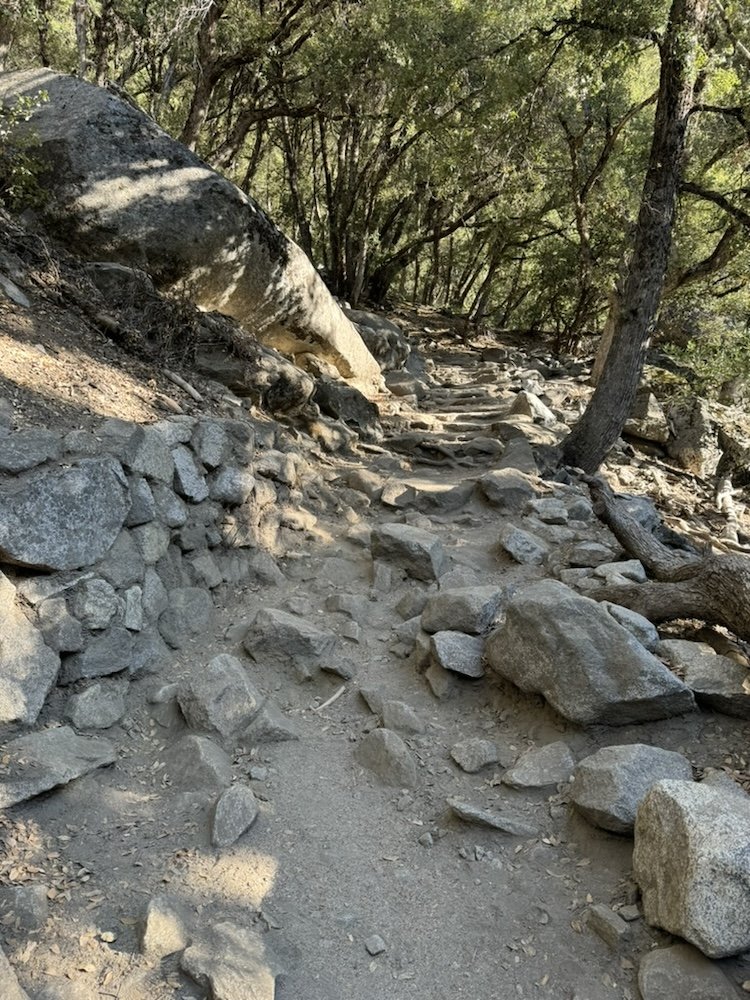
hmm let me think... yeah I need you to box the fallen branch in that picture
[164,368,203,402]
[313,685,346,712]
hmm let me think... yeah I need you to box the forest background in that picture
[0,0,748,395]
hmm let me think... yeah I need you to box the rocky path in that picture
[1,330,749,1000]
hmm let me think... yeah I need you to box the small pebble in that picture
[418,832,433,848]
[365,934,386,956]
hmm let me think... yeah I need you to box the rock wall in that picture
[0,410,318,729]
[0,69,382,395]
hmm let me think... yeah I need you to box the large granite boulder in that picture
[0,458,130,571]
[0,573,59,724]
[0,69,381,394]
[633,779,750,958]
[343,308,410,371]
[484,580,695,725]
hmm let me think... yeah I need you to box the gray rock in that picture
[152,417,196,447]
[172,445,209,502]
[450,738,510,773]
[73,577,118,629]
[601,602,660,652]
[60,627,134,683]
[244,607,337,681]
[123,585,143,631]
[0,458,129,570]
[129,629,171,677]
[0,271,31,307]
[659,638,750,719]
[568,541,618,567]
[165,735,232,788]
[571,744,694,834]
[359,686,386,715]
[158,588,215,649]
[344,307,410,371]
[430,630,485,678]
[498,525,549,565]
[503,742,575,789]
[593,559,647,583]
[192,422,230,469]
[123,426,174,483]
[370,523,447,582]
[421,586,503,635]
[0,573,60,724]
[65,679,128,729]
[0,428,61,472]
[668,398,721,478]
[355,729,418,787]
[625,391,669,444]
[210,467,256,505]
[485,581,695,725]
[0,727,115,808]
[125,476,156,526]
[446,797,537,836]
[17,570,93,606]
[211,785,259,847]
[479,469,539,510]
[131,522,171,565]
[633,779,750,957]
[638,943,739,1000]
[142,567,169,622]
[0,884,49,931]
[527,497,568,524]
[586,904,630,948]
[187,552,224,589]
[152,483,188,527]
[97,529,145,588]
[181,921,281,1000]
[509,390,557,426]
[178,654,262,743]
[497,437,539,475]
[381,700,425,734]
[155,545,191,590]
[36,597,84,652]
[141,895,192,958]
[364,934,387,956]
[0,944,30,1000]
[424,661,458,699]
[243,700,299,743]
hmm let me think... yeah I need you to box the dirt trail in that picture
[2,319,749,1000]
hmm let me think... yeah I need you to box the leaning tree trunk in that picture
[562,0,709,473]
[587,476,750,643]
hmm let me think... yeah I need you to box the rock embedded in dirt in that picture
[181,921,281,1000]
[571,744,694,834]
[355,728,418,787]
[158,587,215,649]
[633,779,750,957]
[485,580,695,725]
[0,884,49,932]
[624,391,670,444]
[568,541,618,568]
[424,661,458,699]
[241,700,299,743]
[0,572,60,725]
[165,735,233,789]
[141,894,192,959]
[244,607,338,681]
[211,785,260,848]
[498,525,549,566]
[65,679,128,730]
[658,639,750,719]
[381,699,425,734]
[527,497,569,524]
[0,458,130,571]
[450,738,509,774]
[429,630,485,678]
[370,523,448,582]
[364,934,387,956]
[446,797,537,836]
[178,653,263,743]
[420,586,503,635]
[637,943,738,1000]
[502,741,575,789]
[0,944,30,1000]
[478,468,539,510]
[585,904,630,948]
[0,727,115,808]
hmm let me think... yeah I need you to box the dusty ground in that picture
[0,279,749,1000]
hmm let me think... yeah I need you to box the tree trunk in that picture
[72,0,89,78]
[561,0,709,472]
[0,10,15,71]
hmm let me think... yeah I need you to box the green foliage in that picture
[0,90,48,209]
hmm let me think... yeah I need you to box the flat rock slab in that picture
[181,921,281,1000]
[0,573,60,725]
[370,523,447,582]
[0,458,129,570]
[634,779,750,957]
[0,944,30,1000]
[165,735,232,789]
[355,728,417,787]
[421,586,503,635]
[244,608,337,681]
[638,943,738,1000]
[0,727,115,808]
[450,738,513,773]
[178,654,263,743]
[212,785,260,848]
[659,639,750,719]
[447,797,537,837]
[430,631,485,678]
[502,741,575,789]
[571,744,693,834]
[485,580,695,725]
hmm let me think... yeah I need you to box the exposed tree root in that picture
[586,475,750,643]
